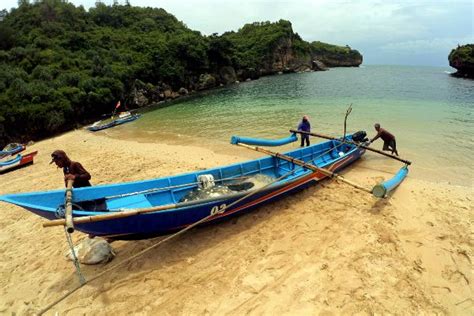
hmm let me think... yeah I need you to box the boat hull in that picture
[0,151,38,174]
[0,138,364,240]
[0,143,26,158]
[87,114,141,131]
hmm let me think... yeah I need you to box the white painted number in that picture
[210,204,227,216]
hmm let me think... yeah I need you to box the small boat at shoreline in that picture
[0,143,26,158]
[0,151,38,174]
[86,111,141,132]
[0,134,364,240]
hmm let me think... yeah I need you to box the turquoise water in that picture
[107,65,474,186]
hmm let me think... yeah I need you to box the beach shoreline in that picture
[0,129,472,315]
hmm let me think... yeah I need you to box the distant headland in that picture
[0,2,362,144]
[448,44,474,79]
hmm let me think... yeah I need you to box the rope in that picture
[37,140,349,314]
[37,166,302,315]
[64,227,86,286]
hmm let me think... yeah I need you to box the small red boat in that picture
[0,151,38,174]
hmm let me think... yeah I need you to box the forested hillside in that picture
[448,44,474,78]
[0,0,362,144]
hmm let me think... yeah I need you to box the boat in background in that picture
[0,143,26,158]
[87,111,141,132]
[0,134,364,239]
[0,151,38,174]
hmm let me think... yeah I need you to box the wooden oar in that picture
[65,180,74,233]
[235,143,372,194]
[290,129,412,165]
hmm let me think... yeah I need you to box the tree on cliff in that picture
[448,44,474,79]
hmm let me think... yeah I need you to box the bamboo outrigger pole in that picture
[65,180,75,233]
[43,198,222,228]
[236,143,372,194]
[290,130,412,165]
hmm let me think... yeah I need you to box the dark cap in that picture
[50,150,66,164]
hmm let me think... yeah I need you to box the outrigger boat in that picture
[87,111,141,132]
[0,151,38,174]
[0,131,410,240]
[0,133,372,239]
[0,143,26,158]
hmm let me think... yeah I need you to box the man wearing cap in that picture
[369,123,399,156]
[50,150,92,188]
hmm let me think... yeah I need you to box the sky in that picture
[2,0,473,66]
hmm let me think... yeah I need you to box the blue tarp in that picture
[230,134,298,146]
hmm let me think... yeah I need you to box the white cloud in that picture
[380,36,474,54]
[1,0,472,65]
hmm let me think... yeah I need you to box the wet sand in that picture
[0,129,472,315]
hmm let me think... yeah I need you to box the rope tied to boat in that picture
[64,227,86,285]
[38,140,353,314]
[38,160,313,314]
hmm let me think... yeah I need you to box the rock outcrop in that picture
[310,41,362,67]
[449,44,474,79]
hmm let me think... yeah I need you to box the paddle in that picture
[235,143,372,194]
[290,130,412,165]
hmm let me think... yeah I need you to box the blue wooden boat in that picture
[87,112,141,132]
[0,143,25,158]
[0,135,365,240]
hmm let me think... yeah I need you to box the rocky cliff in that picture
[448,44,474,79]
[310,41,363,67]
[132,22,363,106]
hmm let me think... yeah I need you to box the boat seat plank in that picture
[106,194,152,210]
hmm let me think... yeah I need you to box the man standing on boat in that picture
[370,123,399,156]
[297,115,311,147]
[50,150,92,188]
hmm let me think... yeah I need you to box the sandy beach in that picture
[0,129,472,315]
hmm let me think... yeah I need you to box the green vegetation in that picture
[310,41,362,66]
[0,0,362,144]
[220,20,310,70]
[448,44,474,78]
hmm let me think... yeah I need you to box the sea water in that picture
[106,65,474,186]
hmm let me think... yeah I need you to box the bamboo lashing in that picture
[65,180,74,233]
[290,129,412,165]
[236,143,372,194]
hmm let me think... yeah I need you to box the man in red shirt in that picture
[370,123,399,156]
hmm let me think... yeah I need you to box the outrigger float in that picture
[0,129,410,239]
